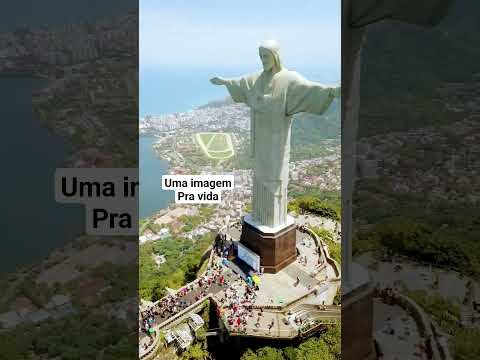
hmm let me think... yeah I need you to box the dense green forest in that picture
[353,211,480,277]
[240,322,340,360]
[139,233,214,301]
[0,312,136,360]
[288,191,340,222]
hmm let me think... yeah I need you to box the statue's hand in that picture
[210,76,227,86]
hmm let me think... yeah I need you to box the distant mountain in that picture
[358,0,480,137]
[198,96,340,144]
[197,97,234,109]
[292,98,340,144]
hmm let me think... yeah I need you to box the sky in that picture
[140,0,341,75]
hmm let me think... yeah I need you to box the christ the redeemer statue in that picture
[211,40,340,230]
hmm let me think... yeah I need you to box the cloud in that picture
[140,8,340,71]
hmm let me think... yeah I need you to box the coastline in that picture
[140,135,174,219]
[0,76,83,274]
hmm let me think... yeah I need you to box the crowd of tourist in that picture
[139,232,329,342]
[139,241,238,338]
[139,333,155,354]
[216,276,262,334]
[376,285,400,303]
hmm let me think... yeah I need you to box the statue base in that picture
[240,215,297,274]
[342,263,376,360]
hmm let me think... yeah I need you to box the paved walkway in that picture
[140,225,341,358]
[254,232,327,307]
[146,266,235,327]
[373,300,427,360]
[355,254,480,359]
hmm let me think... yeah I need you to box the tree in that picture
[295,338,334,360]
[241,349,259,360]
[313,227,341,265]
[256,347,284,360]
[182,343,209,360]
[241,347,284,360]
[283,347,297,360]
[288,196,340,221]
[333,288,341,305]
[241,323,341,360]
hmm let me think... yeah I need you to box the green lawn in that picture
[208,134,229,151]
[196,132,234,160]
[198,133,215,146]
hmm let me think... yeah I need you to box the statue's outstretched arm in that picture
[210,73,260,105]
[210,77,229,86]
[287,77,339,116]
[308,80,341,98]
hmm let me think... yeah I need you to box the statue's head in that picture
[259,40,282,73]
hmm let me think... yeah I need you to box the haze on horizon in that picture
[140,0,340,72]
[139,0,340,116]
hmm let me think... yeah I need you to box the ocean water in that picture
[0,2,138,273]
[139,136,174,218]
[0,78,84,272]
[139,66,339,116]
[139,66,340,218]
[140,67,245,116]
[139,67,239,218]
[0,1,137,32]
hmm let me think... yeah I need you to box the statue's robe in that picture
[225,69,338,228]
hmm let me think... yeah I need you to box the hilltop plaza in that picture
[139,42,342,358]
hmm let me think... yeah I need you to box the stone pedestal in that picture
[240,215,297,274]
[342,263,376,360]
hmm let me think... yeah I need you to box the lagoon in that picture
[0,77,84,272]
[139,136,174,218]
